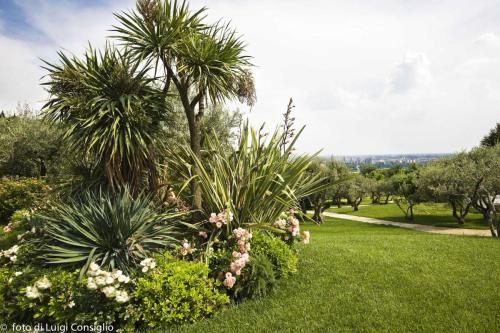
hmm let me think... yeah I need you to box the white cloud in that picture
[0,34,45,110]
[388,53,432,94]
[475,32,500,45]
[1,0,500,155]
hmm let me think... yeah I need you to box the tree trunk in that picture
[312,205,323,223]
[190,97,205,212]
[384,195,390,204]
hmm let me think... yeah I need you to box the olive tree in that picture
[418,150,493,225]
[305,159,349,223]
[468,146,500,236]
[391,170,420,221]
[344,174,369,211]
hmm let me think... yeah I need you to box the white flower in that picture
[95,276,106,287]
[101,286,116,298]
[25,286,41,299]
[9,255,17,262]
[89,262,100,272]
[68,301,76,308]
[112,270,123,279]
[14,271,23,277]
[115,290,130,303]
[87,277,98,290]
[118,275,130,283]
[105,276,115,285]
[141,266,149,273]
[35,276,52,290]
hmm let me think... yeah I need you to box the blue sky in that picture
[0,0,499,155]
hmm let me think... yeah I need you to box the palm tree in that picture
[112,0,256,210]
[42,44,168,194]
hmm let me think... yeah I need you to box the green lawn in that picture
[327,202,489,229]
[165,218,500,333]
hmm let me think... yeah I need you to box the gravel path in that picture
[322,211,492,237]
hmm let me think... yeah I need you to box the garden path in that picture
[322,212,492,237]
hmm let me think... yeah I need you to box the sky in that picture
[0,0,499,155]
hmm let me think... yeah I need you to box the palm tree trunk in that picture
[190,94,205,212]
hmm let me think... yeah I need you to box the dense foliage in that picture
[134,253,229,327]
[0,178,49,222]
[32,189,185,274]
[43,45,169,193]
[0,115,63,178]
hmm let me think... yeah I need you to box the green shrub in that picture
[134,253,229,327]
[0,178,49,222]
[33,188,185,274]
[251,231,298,278]
[233,252,276,300]
[0,266,137,329]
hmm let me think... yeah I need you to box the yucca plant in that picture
[113,0,256,209]
[33,188,186,275]
[168,122,325,232]
[42,43,168,194]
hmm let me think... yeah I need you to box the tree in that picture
[480,123,500,147]
[467,146,500,236]
[391,169,420,221]
[305,159,349,223]
[418,152,487,225]
[42,45,168,194]
[378,178,395,204]
[344,174,369,211]
[0,114,63,178]
[112,0,256,209]
[330,161,351,208]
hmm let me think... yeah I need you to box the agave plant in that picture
[34,188,186,274]
[168,122,325,232]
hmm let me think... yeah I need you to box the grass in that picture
[327,202,489,229]
[164,218,500,333]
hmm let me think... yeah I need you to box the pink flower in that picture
[232,251,241,258]
[180,240,195,256]
[223,273,236,288]
[216,222,222,228]
[199,231,208,239]
[3,224,12,233]
[303,231,310,244]
[291,227,300,237]
[209,213,218,223]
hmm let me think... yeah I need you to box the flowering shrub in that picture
[134,253,229,327]
[274,209,311,245]
[0,244,19,264]
[0,267,138,328]
[86,262,131,303]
